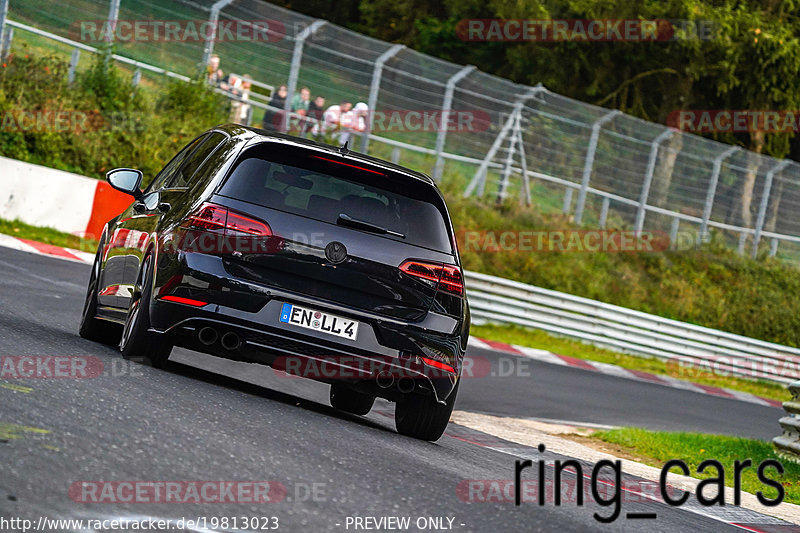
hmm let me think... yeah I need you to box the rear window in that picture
[218,144,453,252]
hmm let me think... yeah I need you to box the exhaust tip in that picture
[198,327,218,346]
[376,371,394,389]
[220,332,241,351]
[397,377,415,394]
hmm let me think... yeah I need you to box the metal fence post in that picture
[361,44,404,153]
[574,110,620,225]
[432,65,475,181]
[635,129,673,233]
[669,217,680,248]
[105,0,120,44]
[770,238,779,257]
[0,0,9,59]
[700,145,739,241]
[598,197,610,228]
[562,188,573,214]
[283,20,326,133]
[737,232,747,255]
[1,26,11,60]
[68,48,80,84]
[752,160,789,258]
[201,0,235,69]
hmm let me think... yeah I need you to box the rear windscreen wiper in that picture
[337,213,405,239]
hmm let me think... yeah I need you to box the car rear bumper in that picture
[149,251,465,403]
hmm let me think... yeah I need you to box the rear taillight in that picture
[183,202,272,236]
[399,260,464,296]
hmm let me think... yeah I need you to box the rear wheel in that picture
[330,384,375,416]
[120,255,172,368]
[79,241,122,345]
[395,381,459,441]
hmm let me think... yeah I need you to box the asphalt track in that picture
[0,246,795,532]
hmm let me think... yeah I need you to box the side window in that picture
[187,137,237,195]
[167,132,227,189]
[145,134,208,193]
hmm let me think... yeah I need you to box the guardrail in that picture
[465,270,800,385]
[774,381,800,461]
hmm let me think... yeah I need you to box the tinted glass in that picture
[218,145,452,252]
[167,132,227,189]
[187,135,238,195]
[145,134,207,192]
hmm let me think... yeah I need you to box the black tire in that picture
[330,384,375,416]
[79,240,122,345]
[120,255,172,368]
[395,381,459,441]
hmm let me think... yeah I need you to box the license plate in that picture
[279,303,359,341]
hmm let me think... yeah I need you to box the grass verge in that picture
[587,427,800,505]
[470,323,789,402]
[0,218,97,253]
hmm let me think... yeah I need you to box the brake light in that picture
[186,203,227,232]
[183,202,271,236]
[399,260,464,296]
[311,155,385,176]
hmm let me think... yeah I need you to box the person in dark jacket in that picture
[305,95,326,137]
[261,84,288,131]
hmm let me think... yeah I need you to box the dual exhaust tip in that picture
[376,371,415,394]
[198,329,414,393]
[198,327,241,351]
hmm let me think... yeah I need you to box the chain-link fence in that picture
[3,0,800,264]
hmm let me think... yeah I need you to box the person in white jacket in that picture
[338,102,369,145]
[313,101,352,137]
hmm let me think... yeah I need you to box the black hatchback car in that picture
[79,124,470,441]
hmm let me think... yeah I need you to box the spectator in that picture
[230,74,252,124]
[321,101,352,137]
[262,84,288,131]
[306,95,326,137]
[339,102,369,145]
[289,87,311,134]
[206,55,225,88]
[292,87,311,116]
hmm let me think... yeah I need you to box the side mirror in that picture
[106,168,143,200]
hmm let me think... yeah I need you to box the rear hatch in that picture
[201,142,459,321]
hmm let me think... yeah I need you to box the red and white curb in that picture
[467,337,784,409]
[0,232,785,409]
[0,233,94,264]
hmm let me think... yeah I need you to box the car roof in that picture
[214,123,437,187]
